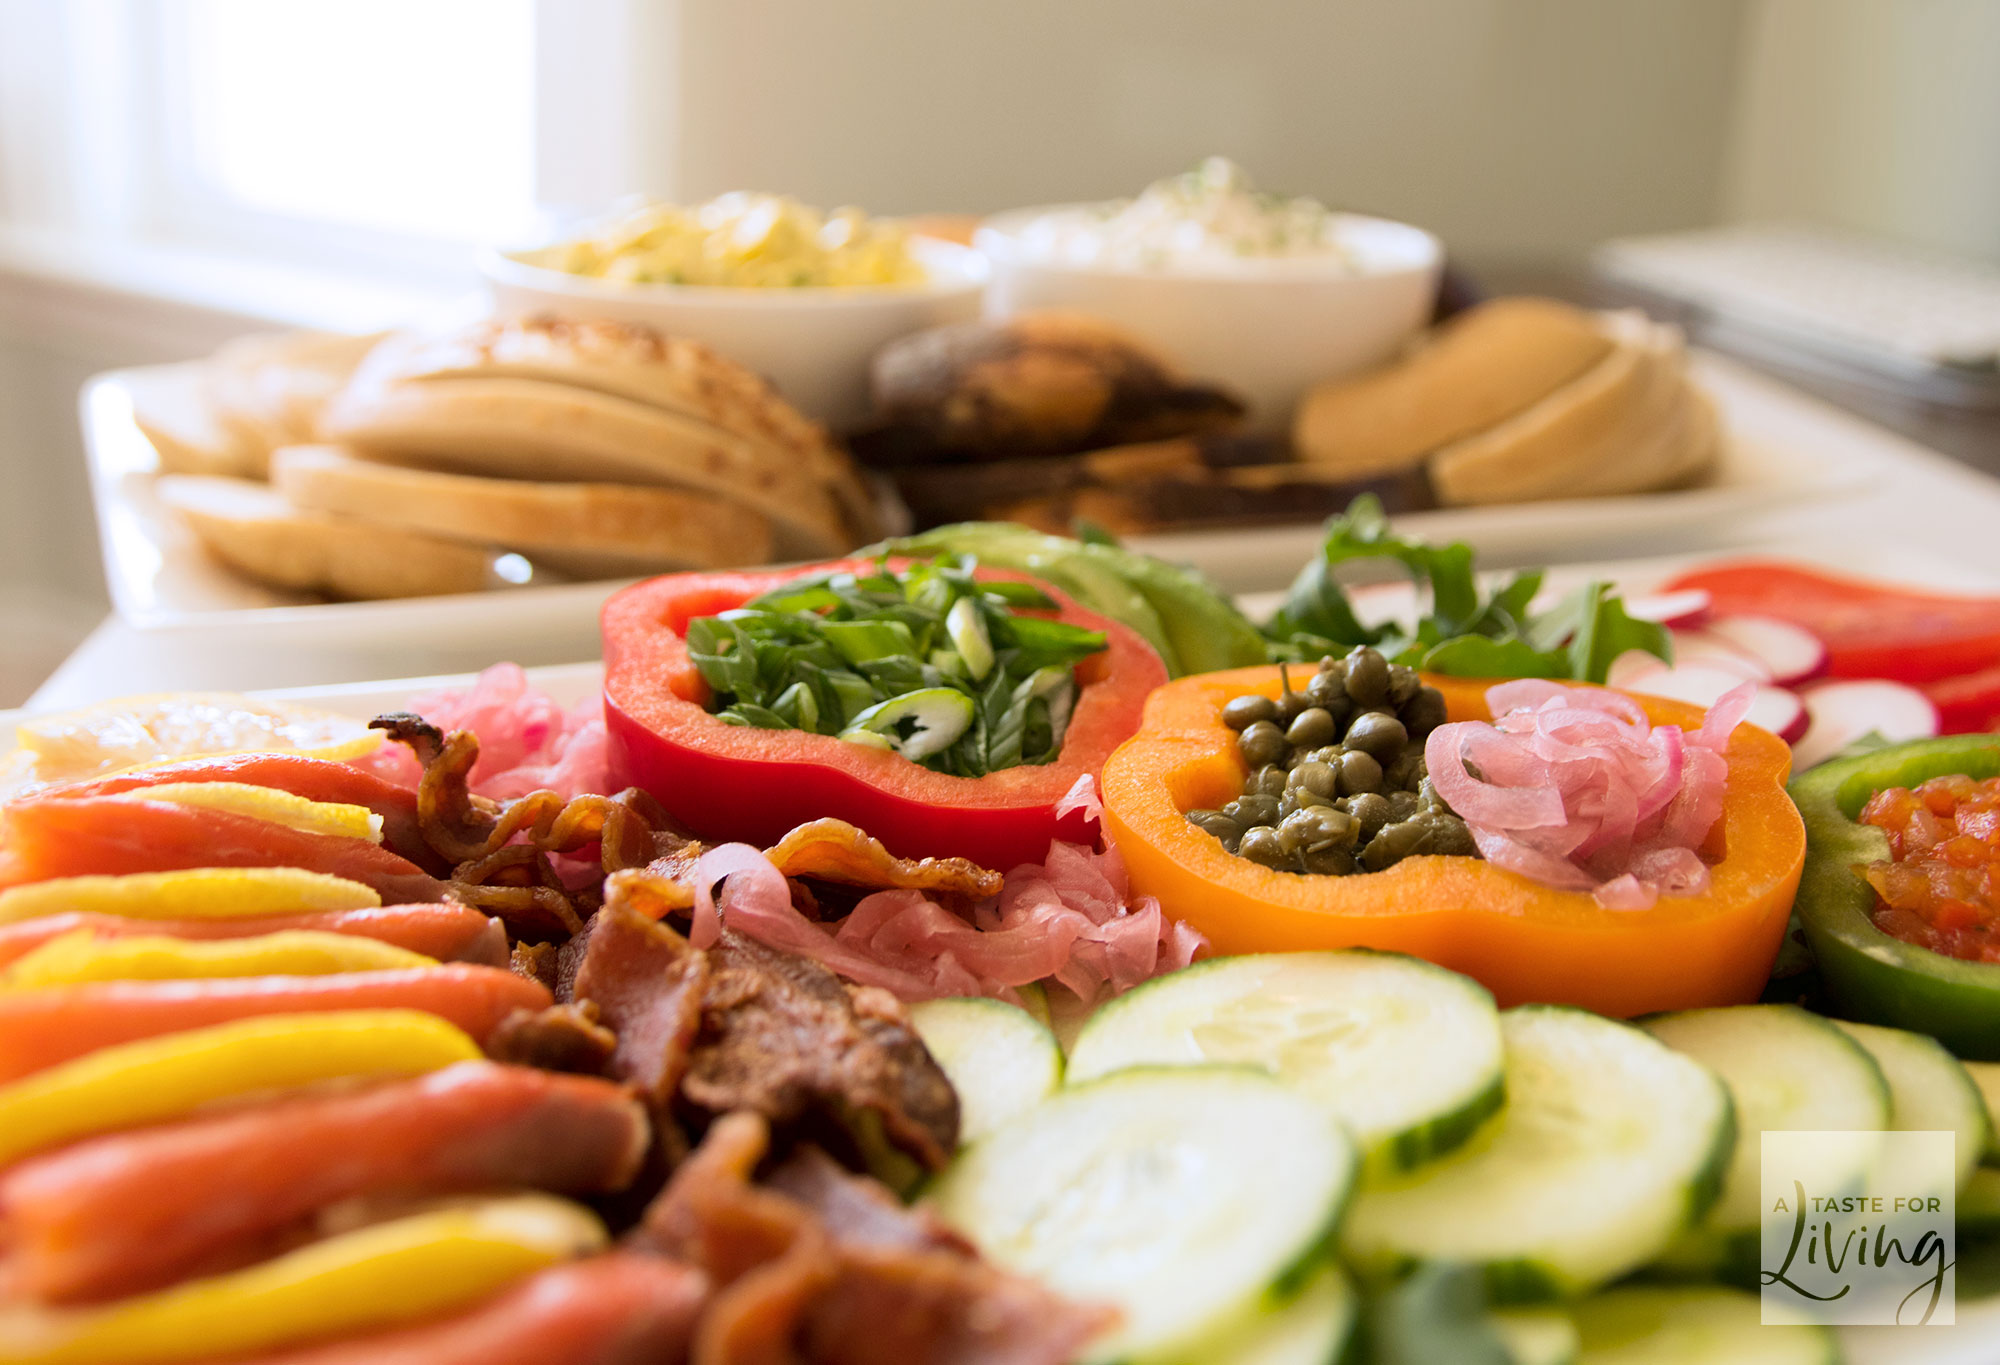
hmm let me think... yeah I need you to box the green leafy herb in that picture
[1263,495,1672,682]
[685,556,1106,777]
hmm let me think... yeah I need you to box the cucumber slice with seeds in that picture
[1568,1286,1837,1365]
[1643,1005,1889,1280]
[1831,1018,1989,1193]
[930,1065,1356,1364]
[1493,1309,1580,1365]
[1066,951,1504,1175]
[1343,1005,1732,1301]
[1204,1264,1356,1365]
[907,997,1062,1147]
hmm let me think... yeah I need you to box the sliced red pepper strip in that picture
[1663,560,2000,685]
[601,560,1166,870]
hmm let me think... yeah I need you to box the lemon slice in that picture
[109,783,383,842]
[1,929,434,988]
[4,692,383,796]
[0,868,382,925]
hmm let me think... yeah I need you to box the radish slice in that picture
[1704,614,1829,686]
[1621,665,1806,743]
[1667,629,1775,683]
[1621,589,1711,628]
[1792,680,1941,772]
[1606,649,1670,689]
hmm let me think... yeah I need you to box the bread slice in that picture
[126,366,265,479]
[346,317,879,541]
[156,474,501,601]
[318,376,849,557]
[1428,314,1701,505]
[269,443,774,578]
[1293,297,1617,478]
[207,331,381,470]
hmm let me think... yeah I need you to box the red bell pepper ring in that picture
[600,560,1167,870]
[1663,560,2000,685]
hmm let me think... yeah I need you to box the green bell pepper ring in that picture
[1790,735,2000,1059]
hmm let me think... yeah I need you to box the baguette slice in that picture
[270,443,774,579]
[1294,297,1616,478]
[208,331,383,469]
[127,367,265,480]
[156,475,503,601]
[1428,313,1693,505]
[349,317,879,541]
[319,376,849,557]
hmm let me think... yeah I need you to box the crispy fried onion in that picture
[764,820,1003,905]
[370,712,695,940]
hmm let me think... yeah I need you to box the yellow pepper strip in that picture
[0,869,381,926]
[1,930,434,990]
[100,784,382,843]
[0,1010,480,1170]
[0,1194,606,1364]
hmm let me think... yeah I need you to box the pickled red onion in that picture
[1425,682,1750,909]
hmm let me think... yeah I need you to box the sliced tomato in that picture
[600,560,1167,870]
[1663,561,2000,685]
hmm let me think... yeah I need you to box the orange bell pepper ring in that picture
[1100,669,1805,1016]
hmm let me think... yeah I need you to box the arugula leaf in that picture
[1262,495,1673,683]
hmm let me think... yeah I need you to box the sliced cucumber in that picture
[1342,1005,1732,1301]
[1568,1286,1837,1365]
[1493,1309,1580,1365]
[1643,1005,1890,1278]
[1831,1018,1990,1193]
[1066,951,1505,1175]
[908,997,1062,1147]
[1200,1264,1355,1365]
[1961,1165,2000,1236]
[930,1065,1356,1364]
[1959,1059,2000,1163]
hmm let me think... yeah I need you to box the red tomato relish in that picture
[1860,774,2000,961]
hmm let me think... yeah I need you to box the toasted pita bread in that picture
[157,474,501,600]
[126,365,265,479]
[318,376,848,557]
[270,443,774,579]
[346,317,879,541]
[1428,315,1701,505]
[1294,297,1617,478]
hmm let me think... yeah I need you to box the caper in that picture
[1187,809,1243,843]
[1247,764,1289,798]
[1275,666,1311,723]
[1400,686,1449,737]
[1343,710,1408,761]
[1383,744,1428,792]
[1237,720,1289,769]
[1222,694,1278,731]
[1280,805,1358,853]
[1286,760,1340,799]
[1286,706,1338,750]
[1237,826,1289,869]
[1337,748,1384,796]
[1299,845,1360,876]
[1279,788,1335,818]
[1360,818,1427,872]
[1343,646,1390,707]
[1385,789,1422,820]
[1305,745,1346,767]
[1346,792,1394,841]
[1387,664,1421,706]
[1223,793,1281,828]
[1427,813,1478,856]
[1305,669,1346,710]
[1418,776,1447,812]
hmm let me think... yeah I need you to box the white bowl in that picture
[975,208,1443,429]
[478,238,989,430]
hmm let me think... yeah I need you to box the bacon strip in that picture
[0,966,550,1082]
[211,1255,705,1365]
[0,1062,649,1305]
[0,796,446,903]
[568,903,710,1109]
[0,906,506,972]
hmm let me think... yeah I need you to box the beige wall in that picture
[1723,0,2000,264]
[663,0,1749,266]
